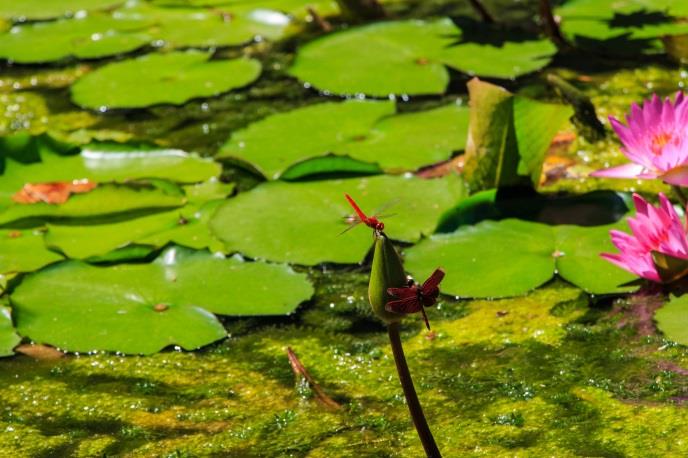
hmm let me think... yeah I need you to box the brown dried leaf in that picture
[15,343,65,360]
[12,179,97,205]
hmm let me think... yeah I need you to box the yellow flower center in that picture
[651,132,673,155]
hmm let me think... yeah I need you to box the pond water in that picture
[2,0,688,456]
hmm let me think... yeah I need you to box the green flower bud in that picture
[368,232,406,323]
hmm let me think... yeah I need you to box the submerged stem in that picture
[387,322,441,458]
[673,185,688,208]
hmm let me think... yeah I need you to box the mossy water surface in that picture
[2,0,688,456]
[2,280,688,456]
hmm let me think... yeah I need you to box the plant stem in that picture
[387,322,441,458]
[538,0,568,48]
[673,185,688,208]
[467,0,494,23]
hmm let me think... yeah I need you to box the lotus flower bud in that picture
[368,232,406,323]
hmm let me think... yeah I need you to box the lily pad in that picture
[0,139,220,207]
[288,18,556,96]
[655,295,688,346]
[404,218,636,298]
[557,0,688,55]
[0,185,185,226]
[0,0,123,21]
[0,229,63,275]
[209,174,465,265]
[151,0,339,19]
[219,100,469,179]
[71,51,262,109]
[11,246,314,354]
[0,15,151,64]
[218,100,395,179]
[0,306,20,357]
[45,199,227,259]
[116,3,291,48]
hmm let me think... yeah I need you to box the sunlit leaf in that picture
[655,295,688,345]
[0,15,151,63]
[209,174,465,265]
[0,229,62,275]
[289,18,556,96]
[0,306,20,357]
[11,246,314,354]
[404,218,636,298]
[71,51,261,109]
[0,0,123,20]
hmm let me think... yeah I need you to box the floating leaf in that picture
[0,15,151,64]
[0,0,123,20]
[0,229,62,275]
[71,51,261,109]
[404,218,636,298]
[289,18,556,96]
[151,0,340,19]
[0,185,185,226]
[116,3,291,48]
[11,246,314,354]
[655,295,688,345]
[219,100,469,179]
[462,78,572,191]
[557,0,688,55]
[0,140,220,207]
[210,174,465,265]
[0,306,20,357]
[218,100,395,179]
[45,200,227,259]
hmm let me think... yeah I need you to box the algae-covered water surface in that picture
[3,0,688,456]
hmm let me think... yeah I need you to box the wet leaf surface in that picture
[210,174,465,265]
[12,246,313,354]
[71,51,262,109]
[404,218,637,298]
[289,18,556,96]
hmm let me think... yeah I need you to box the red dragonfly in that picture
[386,268,445,330]
[341,193,386,234]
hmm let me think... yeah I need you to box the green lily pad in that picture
[218,100,395,179]
[116,3,290,48]
[343,102,470,172]
[0,306,20,357]
[71,51,262,109]
[288,18,556,96]
[0,0,123,21]
[219,100,469,179]
[0,229,63,275]
[0,15,151,64]
[0,143,219,206]
[655,295,688,345]
[557,0,688,55]
[151,0,340,19]
[0,184,185,226]
[45,199,227,259]
[11,246,313,354]
[404,218,636,298]
[209,174,465,265]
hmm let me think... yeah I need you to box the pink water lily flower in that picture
[591,93,688,186]
[602,193,688,283]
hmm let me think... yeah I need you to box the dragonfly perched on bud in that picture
[386,268,445,330]
[341,193,395,235]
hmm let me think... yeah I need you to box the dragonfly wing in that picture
[421,268,445,295]
[338,218,362,235]
[387,286,417,299]
[386,296,421,314]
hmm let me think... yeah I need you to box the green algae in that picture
[1,281,688,456]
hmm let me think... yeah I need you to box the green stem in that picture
[387,322,441,458]
[673,185,688,208]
